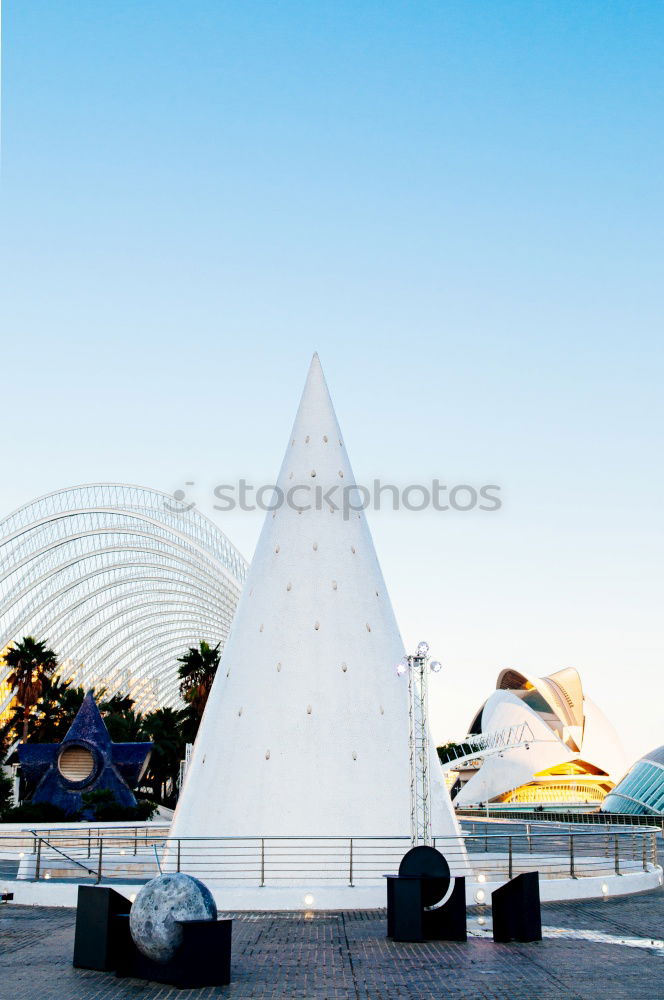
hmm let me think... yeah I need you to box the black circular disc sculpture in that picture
[398,846,450,907]
[386,846,466,942]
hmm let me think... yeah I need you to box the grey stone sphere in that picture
[129,873,217,963]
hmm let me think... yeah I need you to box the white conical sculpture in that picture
[171,355,460,841]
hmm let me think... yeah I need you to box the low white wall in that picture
[3,864,661,910]
[0,820,168,832]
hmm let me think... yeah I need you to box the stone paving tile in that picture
[0,890,662,1000]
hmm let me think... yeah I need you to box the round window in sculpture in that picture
[58,746,95,783]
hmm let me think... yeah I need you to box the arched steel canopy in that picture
[0,484,248,713]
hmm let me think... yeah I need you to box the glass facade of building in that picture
[602,746,664,816]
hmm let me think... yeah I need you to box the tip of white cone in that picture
[301,352,328,401]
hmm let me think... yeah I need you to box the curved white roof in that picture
[457,668,626,805]
[0,484,248,713]
[455,691,575,807]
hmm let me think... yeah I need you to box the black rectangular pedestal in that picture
[423,877,467,941]
[73,885,132,971]
[387,876,423,941]
[386,876,467,942]
[115,915,232,987]
[491,871,542,943]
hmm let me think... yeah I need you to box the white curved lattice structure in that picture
[0,485,248,713]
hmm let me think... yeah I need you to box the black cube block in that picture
[386,876,424,941]
[73,885,132,971]
[386,875,467,942]
[423,876,467,942]
[115,915,232,988]
[491,871,542,943]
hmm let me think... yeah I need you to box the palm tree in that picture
[28,675,86,743]
[3,637,58,742]
[102,699,145,743]
[100,692,135,716]
[177,640,221,720]
[141,707,186,805]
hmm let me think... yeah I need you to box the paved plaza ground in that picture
[2,822,661,998]
[1,886,662,1000]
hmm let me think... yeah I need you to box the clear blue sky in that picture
[1,2,662,762]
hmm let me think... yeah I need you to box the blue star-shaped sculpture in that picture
[18,691,152,817]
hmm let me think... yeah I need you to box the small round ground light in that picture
[129,872,217,963]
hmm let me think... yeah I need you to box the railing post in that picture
[260,838,265,887]
[508,836,513,879]
[569,835,576,878]
[35,838,42,881]
[349,838,354,887]
[87,829,91,859]
[614,834,620,875]
[134,827,138,856]
[177,839,181,873]
[97,838,103,884]
[526,823,531,853]
[642,834,647,872]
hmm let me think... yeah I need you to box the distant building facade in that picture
[18,691,152,817]
[454,668,626,807]
[601,746,664,816]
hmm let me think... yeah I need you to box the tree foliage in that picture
[0,769,13,816]
[141,706,188,807]
[177,640,220,720]
[1,635,221,812]
[2,636,58,741]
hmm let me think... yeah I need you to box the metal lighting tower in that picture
[397,643,443,846]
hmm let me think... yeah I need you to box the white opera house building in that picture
[452,667,627,807]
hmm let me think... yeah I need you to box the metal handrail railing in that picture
[439,723,538,767]
[33,833,97,880]
[456,807,663,831]
[0,829,658,886]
